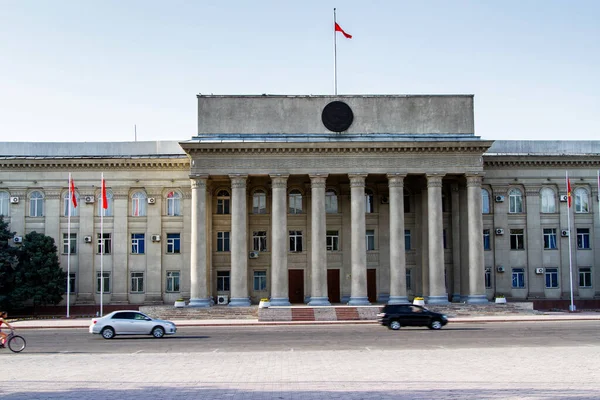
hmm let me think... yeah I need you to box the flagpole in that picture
[333,8,337,95]
[100,172,104,316]
[566,171,575,312]
[67,173,71,319]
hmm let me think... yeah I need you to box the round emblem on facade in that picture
[321,101,353,132]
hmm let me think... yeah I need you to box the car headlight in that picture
[442,315,448,320]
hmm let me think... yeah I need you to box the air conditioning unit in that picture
[561,229,569,237]
[9,196,19,204]
[496,266,505,273]
[217,295,229,305]
[151,235,161,242]
[249,251,259,259]
[147,197,156,204]
[559,195,568,202]
[13,236,23,243]
[84,195,95,204]
[380,196,389,204]
[84,236,92,243]
[535,268,544,274]
[495,228,504,235]
[495,195,505,203]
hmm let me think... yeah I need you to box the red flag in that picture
[567,178,572,208]
[101,177,108,209]
[70,177,77,208]
[335,22,352,39]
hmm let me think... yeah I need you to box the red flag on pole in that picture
[101,176,108,209]
[70,176,77,208]
[567,178,572,208]
[335,22,352,39]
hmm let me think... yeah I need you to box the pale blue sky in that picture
[1,1,598,142]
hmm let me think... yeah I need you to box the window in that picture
[29,191,44,217]
[405,230,411,250]
[510,229,525,250]
[289,189,303,214]
[253,231,267,252]
[483,229,491,250]
[130,272,144,293]
[543,228,557,250]
[63,191,79,217]
[98,190,114,217]
[545,268,559,288]
[131,233,145,254]
[132,192,147,217]
[406,269,412,291]
[578,267,592,288]
[217,190,230,214]
[166,191,181,216]
[574,188,589,213]
[508,188,523,213]
[217,231,230,252]
[97,233,112,254]
[365,189,374,213]
[443,229,447,249]
[96,272,110,293]
[366,229,375,251]
[65,273,76,293]
[0,191,8,216]
[166,271,180,292]
[404,191,411,213]
[217,270,230,291]
[167,233,181,254]
[485,268,491,289]
[62,233,77,254]
[253,270,267,291]
[253,190,267,214]
[325,189,338,213]
[577,228,590,249]
[481,189,490,214]
[289,230,303,252]
[441,191,448,213]
[540,188,556,213]
[512,268,525,288]
[326,230,339,251]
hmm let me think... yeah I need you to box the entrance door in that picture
[327,269,341,303]
[367,269,377,303]
[288,269,305,304]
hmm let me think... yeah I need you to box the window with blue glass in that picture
[545,268,559,288]
[167,233,181,254]
[405,229,411,250]
[577,228,590,249]
[483,229,491,250]
[131,233,145,254]
[512,268,525,288]
[543,228,557,250]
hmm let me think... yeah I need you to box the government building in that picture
[1,95,599,307]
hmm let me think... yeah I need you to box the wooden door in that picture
[327,269,341,303]
[288,269,305,304]
[367,268,377,303]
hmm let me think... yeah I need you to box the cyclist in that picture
[0,311,14,348]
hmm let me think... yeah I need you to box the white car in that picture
[89,310,177,339]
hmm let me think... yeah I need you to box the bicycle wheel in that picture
[8,335,26,353]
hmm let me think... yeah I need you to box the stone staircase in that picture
[140,305,258,320]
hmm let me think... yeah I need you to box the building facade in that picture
[1,95,598,307]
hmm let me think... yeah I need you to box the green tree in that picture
[0,215,18,310]
[13,231,66,310]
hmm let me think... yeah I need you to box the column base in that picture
[187,298,212,307]
[426,296,449,305]
[308,297,331,306]
[348,296,370,306]
[388,296,409,304]
[269,297,291,306]
[228,297,251,307]
[466,295,489,304]
[451,293,461,303]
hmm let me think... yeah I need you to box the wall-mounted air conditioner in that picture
[561,229,569,237]
[217,295,229,305]
[495,195,505,203]
[495,228,504,235]
[13,236,23,243]
[151,235,161,242]
[559,195,568,202]
[9,196,19,204]
[380,196,389,204]
[84,236,92,243]
[84,196,95,204]
[535,268,544,274]
[147,197,156,204]
[249,251,259,259]
[496,266,505,273]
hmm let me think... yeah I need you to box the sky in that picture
[1,0,599,143]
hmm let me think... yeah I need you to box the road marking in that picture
[212,349,219,353]
[290,348,294,352]
[365,347,371,351]
[133,350,144,354]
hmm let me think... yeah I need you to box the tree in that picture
[0,215,17,310]
[13,231,66,310]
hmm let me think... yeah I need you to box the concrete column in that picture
[427,174,448,304]
[348,173,370,305]
[525,185,544,299]
[229,175,250,306]
[111,188,129,303]
[387,174,408,304]
[189,175,211,307]
[269,174,290,306]
[450,183,462,302]
[308,174,330,306]
[466,174,488,303]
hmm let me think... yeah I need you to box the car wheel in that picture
[389,320,401,330]
[430,320,443,330]
[152,326,165,338]
[101,327,115,339]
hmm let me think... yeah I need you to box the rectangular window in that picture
[510,229,525,250]
[485,268,491,289]
[406,269,412,291]
[131,233,145,254]
[405,229,411,251]
[217,231,230,252]
[511,268,525,288]
[217,270,230,291]
[577,228,590,249]
[253,231,267,252]
[443,229,447,249]
[167,233,181,254]
[65,273,76,293]
[366,229,375,251]
[96,272,110,293]
[289,230,303,252]
[217,198,230,215]
[545,268,559,288]
[130,272,144,293]
[166,271,180,292]
[579,267,592,288]
[63,233,77,254]
[326,230,339,251]
[97,233,112,254]
[253,270,267,291]
[483,229,491,251]
[543,228,557,250]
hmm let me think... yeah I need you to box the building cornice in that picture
[0,157,190,170]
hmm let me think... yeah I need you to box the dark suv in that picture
[378,304,448,330]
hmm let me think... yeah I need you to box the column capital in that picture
[229,174,248,188]
[309,174,328,188]
[190,178,207,190]
[348,173,368,188]
[269,174,289,189]
[387,173,406,188]
[465,174,483,188]
[426,174,444,188]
